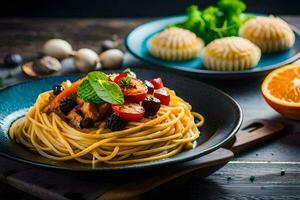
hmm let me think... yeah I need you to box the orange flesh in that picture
[262,65,300,105]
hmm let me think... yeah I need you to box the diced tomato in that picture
[111,71,137,83]
[112,104,145,121]
[125,93,147,103]
[150,78,163,89]
[113,73,128,84]
[154,89,170,105]
[144,80,154,94]
[123,79,147,103]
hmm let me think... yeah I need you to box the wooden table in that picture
[1,17,300,200]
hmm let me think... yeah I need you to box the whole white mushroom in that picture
[99,49,124,69]
[43,39,73,60]
[74,48,99,72]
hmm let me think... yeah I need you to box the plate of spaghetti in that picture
[0,68,242,171]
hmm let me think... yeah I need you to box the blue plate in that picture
[125,15,300,79]
[0,68,242,171]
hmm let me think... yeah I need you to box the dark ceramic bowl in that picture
[0,68,242,171]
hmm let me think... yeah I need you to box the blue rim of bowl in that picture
[0,74,243,171]
[125,15,300,77]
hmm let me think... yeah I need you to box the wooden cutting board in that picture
[0,119,284,200]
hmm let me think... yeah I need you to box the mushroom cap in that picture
[43,39,73,60]
[74,48,99,72]
[99,49,124,69]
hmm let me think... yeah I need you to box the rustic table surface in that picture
[1,16,300,200]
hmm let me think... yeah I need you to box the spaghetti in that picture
[9,71,204,165]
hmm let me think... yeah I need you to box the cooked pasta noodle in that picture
[9,88,204,165]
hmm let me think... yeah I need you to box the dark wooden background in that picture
[1,0,300,199]
[1,16,300,199]
[1,0,300,18]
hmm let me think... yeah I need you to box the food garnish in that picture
[112,103,145,121]
[77,71,124,105]
[142,96,161,117]
[172,0,251,43]
[113,72,128,84]
[154,88,170,105]
[119,76,132,89]
[106,113,127,131]
[144,80,154,94]
[54,78,84,106]
[53,84,65,96]
[79,117,94,129]
[123,79,147,103]
[123,68,137,78]
[60,97,78,115]
[53,70,169,127]
[149,77,163,89]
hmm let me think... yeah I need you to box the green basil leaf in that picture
[89,80,124,105]
[119,76,131,89]
[77,80,104,103]
[87,71,108,82]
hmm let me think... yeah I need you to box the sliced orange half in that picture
[262,64,300,120]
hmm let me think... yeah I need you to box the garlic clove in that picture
[99,49,124,69]
[43,39,73,60]
[74,48,99,72]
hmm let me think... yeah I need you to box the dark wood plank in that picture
[0,148,232,200]
[145,163,300,200]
